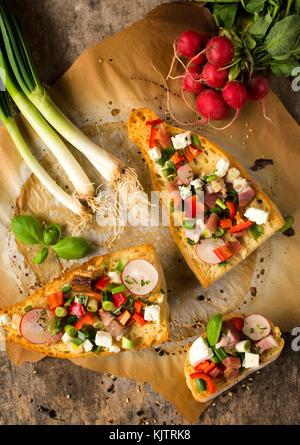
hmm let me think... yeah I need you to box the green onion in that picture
[212,346,228,361]
[209,207,223,216]
[71,337,84,346]
[121,336,134,350]
[278,215,294,233]
[115,258,128,272]
[215,199,227,210]
[55,307,68,318]
[187,238,196,246]
[211,355,221,364]
[74,295,89,306]
[218,261,228,267]
[102,301,115,312]
[77,330,87,341]
[191,134,200,147]
[64,297,74,307]
[61,284,72,294]
[195,378,207,393]
[64,324,77,337]
[24,305,32,312]
[87,298,98,312]
[170,201,174,213]
[205,174,217,183]
[182,219,196,230]
[250,223,263,240]
[111,285,125,295]
[92,345,102,355]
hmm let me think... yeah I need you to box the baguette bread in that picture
[185,313,284,402]
[128,108,284,288]
[0,244,170,358]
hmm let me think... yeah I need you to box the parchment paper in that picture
[0,3,299,423]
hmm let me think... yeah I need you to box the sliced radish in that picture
[122,259,158,295]
[177,164,194,185]
[242,314,271,341]
[20,308,55,344]
[195,239,225,264]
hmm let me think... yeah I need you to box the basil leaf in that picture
[206,313,223,347]
[52,237,91,259]
[11,215,43,244]
[264,15,300,58]
[43,224,61,245]
[33,247,49,264]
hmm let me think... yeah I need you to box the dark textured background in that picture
[0,0,299,425]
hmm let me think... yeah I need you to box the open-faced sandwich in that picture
[128,108,284,288]
[185,313,284,402]
[0,244,170,358]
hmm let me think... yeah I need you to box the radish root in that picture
[208,108,240,131]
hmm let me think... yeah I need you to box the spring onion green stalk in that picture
[0,90,85,216]
[0,50,94,205]
[0,3,124,182]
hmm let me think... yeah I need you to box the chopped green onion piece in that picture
[213,228,224,238]
[102,300,116,312]
[77,330,87,341]
[121,336,134,350]
[212,346,228,361]
[250,223,263,240]
[278,215,294,233]
[215,198,227,210]
[209,207,223,216]
[55,306,68,318]
[24,305,32,312]
[74,295,89,306]
[182,219,196,229]
[52,327,62,336]
[187,238,196,246]
[111,285,125,295]
[205,174,217,183]
[218,261,228,267]
[191,134,200,147]
[61,284,72,294]
[87,298,98,312]
[170,201,174,213]
[239,366,245,375]
[115,258,128,272]
[64,297,74,307]
[64,324,77,337]
[71,337,84,346]
[196,378,207,393]
[211,355,221,364]
[92,345,102,355]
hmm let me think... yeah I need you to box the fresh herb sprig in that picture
[11,214,91,264]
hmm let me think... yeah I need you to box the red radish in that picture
[182,65,205,95]
[195,238,225,264]
[202,62,228,88]
[245,75,269,101]
[177,163,194,185]
[242,314,271,341]
[188,33,211,65]
[122,259,158,295]
[206,36,234,68]
[176,30,203,58]
[20,308,55,344]
[196,89,231,121]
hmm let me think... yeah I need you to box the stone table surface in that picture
[0,0,299,426]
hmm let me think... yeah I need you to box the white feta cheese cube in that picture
[189,336,214,366]
[70,343,83,354]
[62,333,73,344]
[83,339,93,352]
[148,146,162,161]
[216,158,230,177]
[171,131,191,150]
[242,352,260,368]
[179,185,191,200]
[109,345,120,353]
[156,293,164,304]
[244,207,269,225]
[190,178,204,190]
[11,314,21,330]
[233,177,248,193]
[95,331,113,348]
[108,271,122,284]
[144,304,160,323]
[226,167,240,183]
[0,314,11,327]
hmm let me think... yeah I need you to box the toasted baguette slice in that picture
[185,313,284,402]
[128,108,284,288]
[0,244,170,358]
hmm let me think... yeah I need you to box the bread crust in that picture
[0,244,170,358]
[184,313,284,402]
[128,108,284,288]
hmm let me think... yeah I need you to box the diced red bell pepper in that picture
[226,201,236,218]
[112,292,127,309]
[232,317,244,332]
[117,310,132,326]
[134,300,145,314]
[183,145,202,162]
[184,194,204,219]
[47,291,64,311]
[149,127,158,148]
[229,220,253,233]
[220,218,232,229]
[194,360,210,372]
[69,302,86,318]
[94,274,111,291]
[132,312,147,327]
[213,245,233,262]
[171,151,185,166]
[81,291,102,301]
[74,312,96,330]
[189,372,216,394]
[146,119,163,126]
[203,362,216,375]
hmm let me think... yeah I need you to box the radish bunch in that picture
[170,30,270,128]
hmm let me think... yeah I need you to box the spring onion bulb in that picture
[0,91,86,217]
